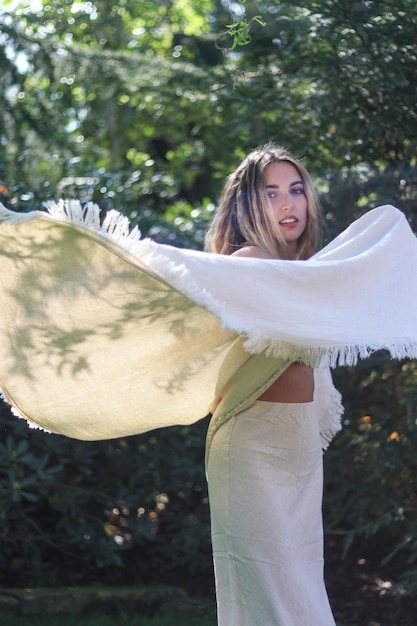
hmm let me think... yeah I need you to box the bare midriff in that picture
[257,361,314,403]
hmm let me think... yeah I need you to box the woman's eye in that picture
[292,187,305,195]
[267,191,278,199]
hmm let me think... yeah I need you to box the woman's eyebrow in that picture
[265,180,304,189]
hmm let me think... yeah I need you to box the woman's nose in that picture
[279,194,293,211]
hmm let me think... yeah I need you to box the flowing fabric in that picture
[0,201,416,440]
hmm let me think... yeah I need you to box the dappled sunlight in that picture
[103,495,169,547]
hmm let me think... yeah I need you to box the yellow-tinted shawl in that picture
[0,201,415,443]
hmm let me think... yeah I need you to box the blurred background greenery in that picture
[0,0,416,623]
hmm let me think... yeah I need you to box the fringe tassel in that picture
[42,200,191,289]
[319,385,344,451]
[43,199,223,314]
[243,333,417,368]
[43,200,146,253]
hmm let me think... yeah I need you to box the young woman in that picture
[1,144,413,625]
[205,143,338,625]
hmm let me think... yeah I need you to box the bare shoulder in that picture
[231,246,273,260]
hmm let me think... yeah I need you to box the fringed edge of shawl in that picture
[318,384,344,451]
[32,202,417,366]
[242,333,417,368]
[3,200,417,369]
[42,200,201,289]
[43,199,155,257]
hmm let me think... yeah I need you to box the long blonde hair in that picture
[205,143,324,259]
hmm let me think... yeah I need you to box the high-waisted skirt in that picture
[206,401,336,626]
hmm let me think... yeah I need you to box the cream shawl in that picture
[0,201,415,448]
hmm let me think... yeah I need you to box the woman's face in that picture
[264,161,308,257]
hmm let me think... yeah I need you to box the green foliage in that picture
[0,0,416,596]
[325,354,417,592]
[222,15,267,50]
[0,406,212,587]
[0,613,216,626]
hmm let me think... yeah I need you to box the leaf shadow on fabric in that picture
[0,218,237,439]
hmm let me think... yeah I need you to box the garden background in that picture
[0,1,416,624]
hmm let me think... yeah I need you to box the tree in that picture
[0,0,416,601]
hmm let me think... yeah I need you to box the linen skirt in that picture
[206,400,336,626]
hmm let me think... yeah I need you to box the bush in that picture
[0,403,212,587]
[324,352,417,594]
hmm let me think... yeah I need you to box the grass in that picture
[0,614,217,626]
[0,583,217,626]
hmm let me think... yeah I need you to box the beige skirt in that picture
[206,400,336,626]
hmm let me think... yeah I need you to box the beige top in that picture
[206,337,343,460]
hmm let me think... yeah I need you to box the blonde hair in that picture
[205,143,324,259]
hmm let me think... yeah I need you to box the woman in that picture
[0,145,414,624]
[205,143,337,625]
